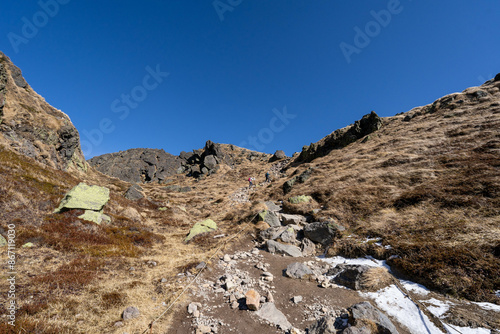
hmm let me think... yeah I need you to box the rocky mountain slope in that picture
[0,52,87,172]
[0,52,498,334]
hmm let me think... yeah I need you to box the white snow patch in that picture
[472,302,500,312]
[496,290,500,298]
[423,298,451,318]
[320,255,388,269]
[400,279,430,296]
[361,285,445,334]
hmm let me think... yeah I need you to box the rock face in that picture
[89,140,235,183]
[0,51,87,172]
[297,111,382,163]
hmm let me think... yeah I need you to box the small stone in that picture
[160,278,168,283]
[113,321,124,327]
[122,306,140,320]
[245,289,261,311]
[230,301,239,309]
[223,254,231,262]
[293,296,303,304]
[196,324,212,333]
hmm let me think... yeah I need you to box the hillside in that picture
[0,53,498,334]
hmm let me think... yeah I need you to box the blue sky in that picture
[1,1,499,158]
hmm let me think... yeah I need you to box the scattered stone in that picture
[196,324,212,334]
[307,315,337,334]
[223,254,231,262]
[301,238,316,256]
[279,227,297,244]
[78,210,111,225]
[285,262,313,279]
[22,242,34,248]
[185,219,217,242]
[113,321,124,327]
[245,289,261,311]
[0,235,7,247]
[280,213,307,225]
[264,201,281,212]
[255,303,292,331]
[292,296,303,304]
[266,240,302,257]
[122,306,140,321]
[266,290,275,303]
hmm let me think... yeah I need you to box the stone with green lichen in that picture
[288,195,312,204]
[185,219,217,242]
[158,207,167,211]
[78,210,111,225]
[258,210,268,221]
[54,183,110,213]
[22,242,34,248]
[0,234,6,247]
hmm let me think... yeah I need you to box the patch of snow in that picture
[443,324,491,334]
[496,290,500,298]
[399,279,430,296]
[361,285,445,334]
[423,298,451,318]
[472,302,500,312]
[320,255,388,269]
[362,237,381,243]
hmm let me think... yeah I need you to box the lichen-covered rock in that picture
[78,210,111,225]
[54,183,110,213]
[185,219,217,242]
[289,195,312,204]
[0,234,6,247]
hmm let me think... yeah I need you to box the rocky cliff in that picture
[0,51,87,172]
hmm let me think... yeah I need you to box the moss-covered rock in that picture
[0,234,7,247]
[288,195,312,204]
[22,242,34,248]
[185,219,217,242]
[54,183,110,213]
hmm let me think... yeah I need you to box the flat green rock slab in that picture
[185,219,217,242]
[289,195,312,204]
[78,210,111,225]
[55,183,110,213]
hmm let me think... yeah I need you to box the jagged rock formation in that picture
[89,140,236,183]
[297,111,382,163]
[0,51,87,172]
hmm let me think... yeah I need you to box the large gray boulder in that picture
[350,302,399,334]
[269,150,286,162]
[284,262,313,279]
[304,221,344,245]
[307,315,337,334]
[255,303,292,331]
[259,226,288,241]
[266,240,302,257]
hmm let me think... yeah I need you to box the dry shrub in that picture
[0,317,70,334]
[101,291,126,309]
[35,257,103,293]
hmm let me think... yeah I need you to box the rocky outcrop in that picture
[297,111,382,163]
[89,140,235,183]
[0,51,87,172]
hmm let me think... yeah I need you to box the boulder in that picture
[258,210,281,227]
[124,184,144,201]
[350,301,399,334]
[304,221,343,245]
[280,213,307,225]
[289,195,312,204]
[122,306,140,321]
[285,262,313,279]
[203,154,217,170]
[185,219,217,242]
[266,240,302,257]
[245,289,261,311]
[260,226,288,241]
[54,183,110,213]
[301,238,316,256]
[307,315,337,334]
[279,227,297,244]
[255,303,292,331]
[78,210,111,225]
[264,201,281,212]
[269,150,286,162]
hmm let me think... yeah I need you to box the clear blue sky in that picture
[1,1,499,158]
